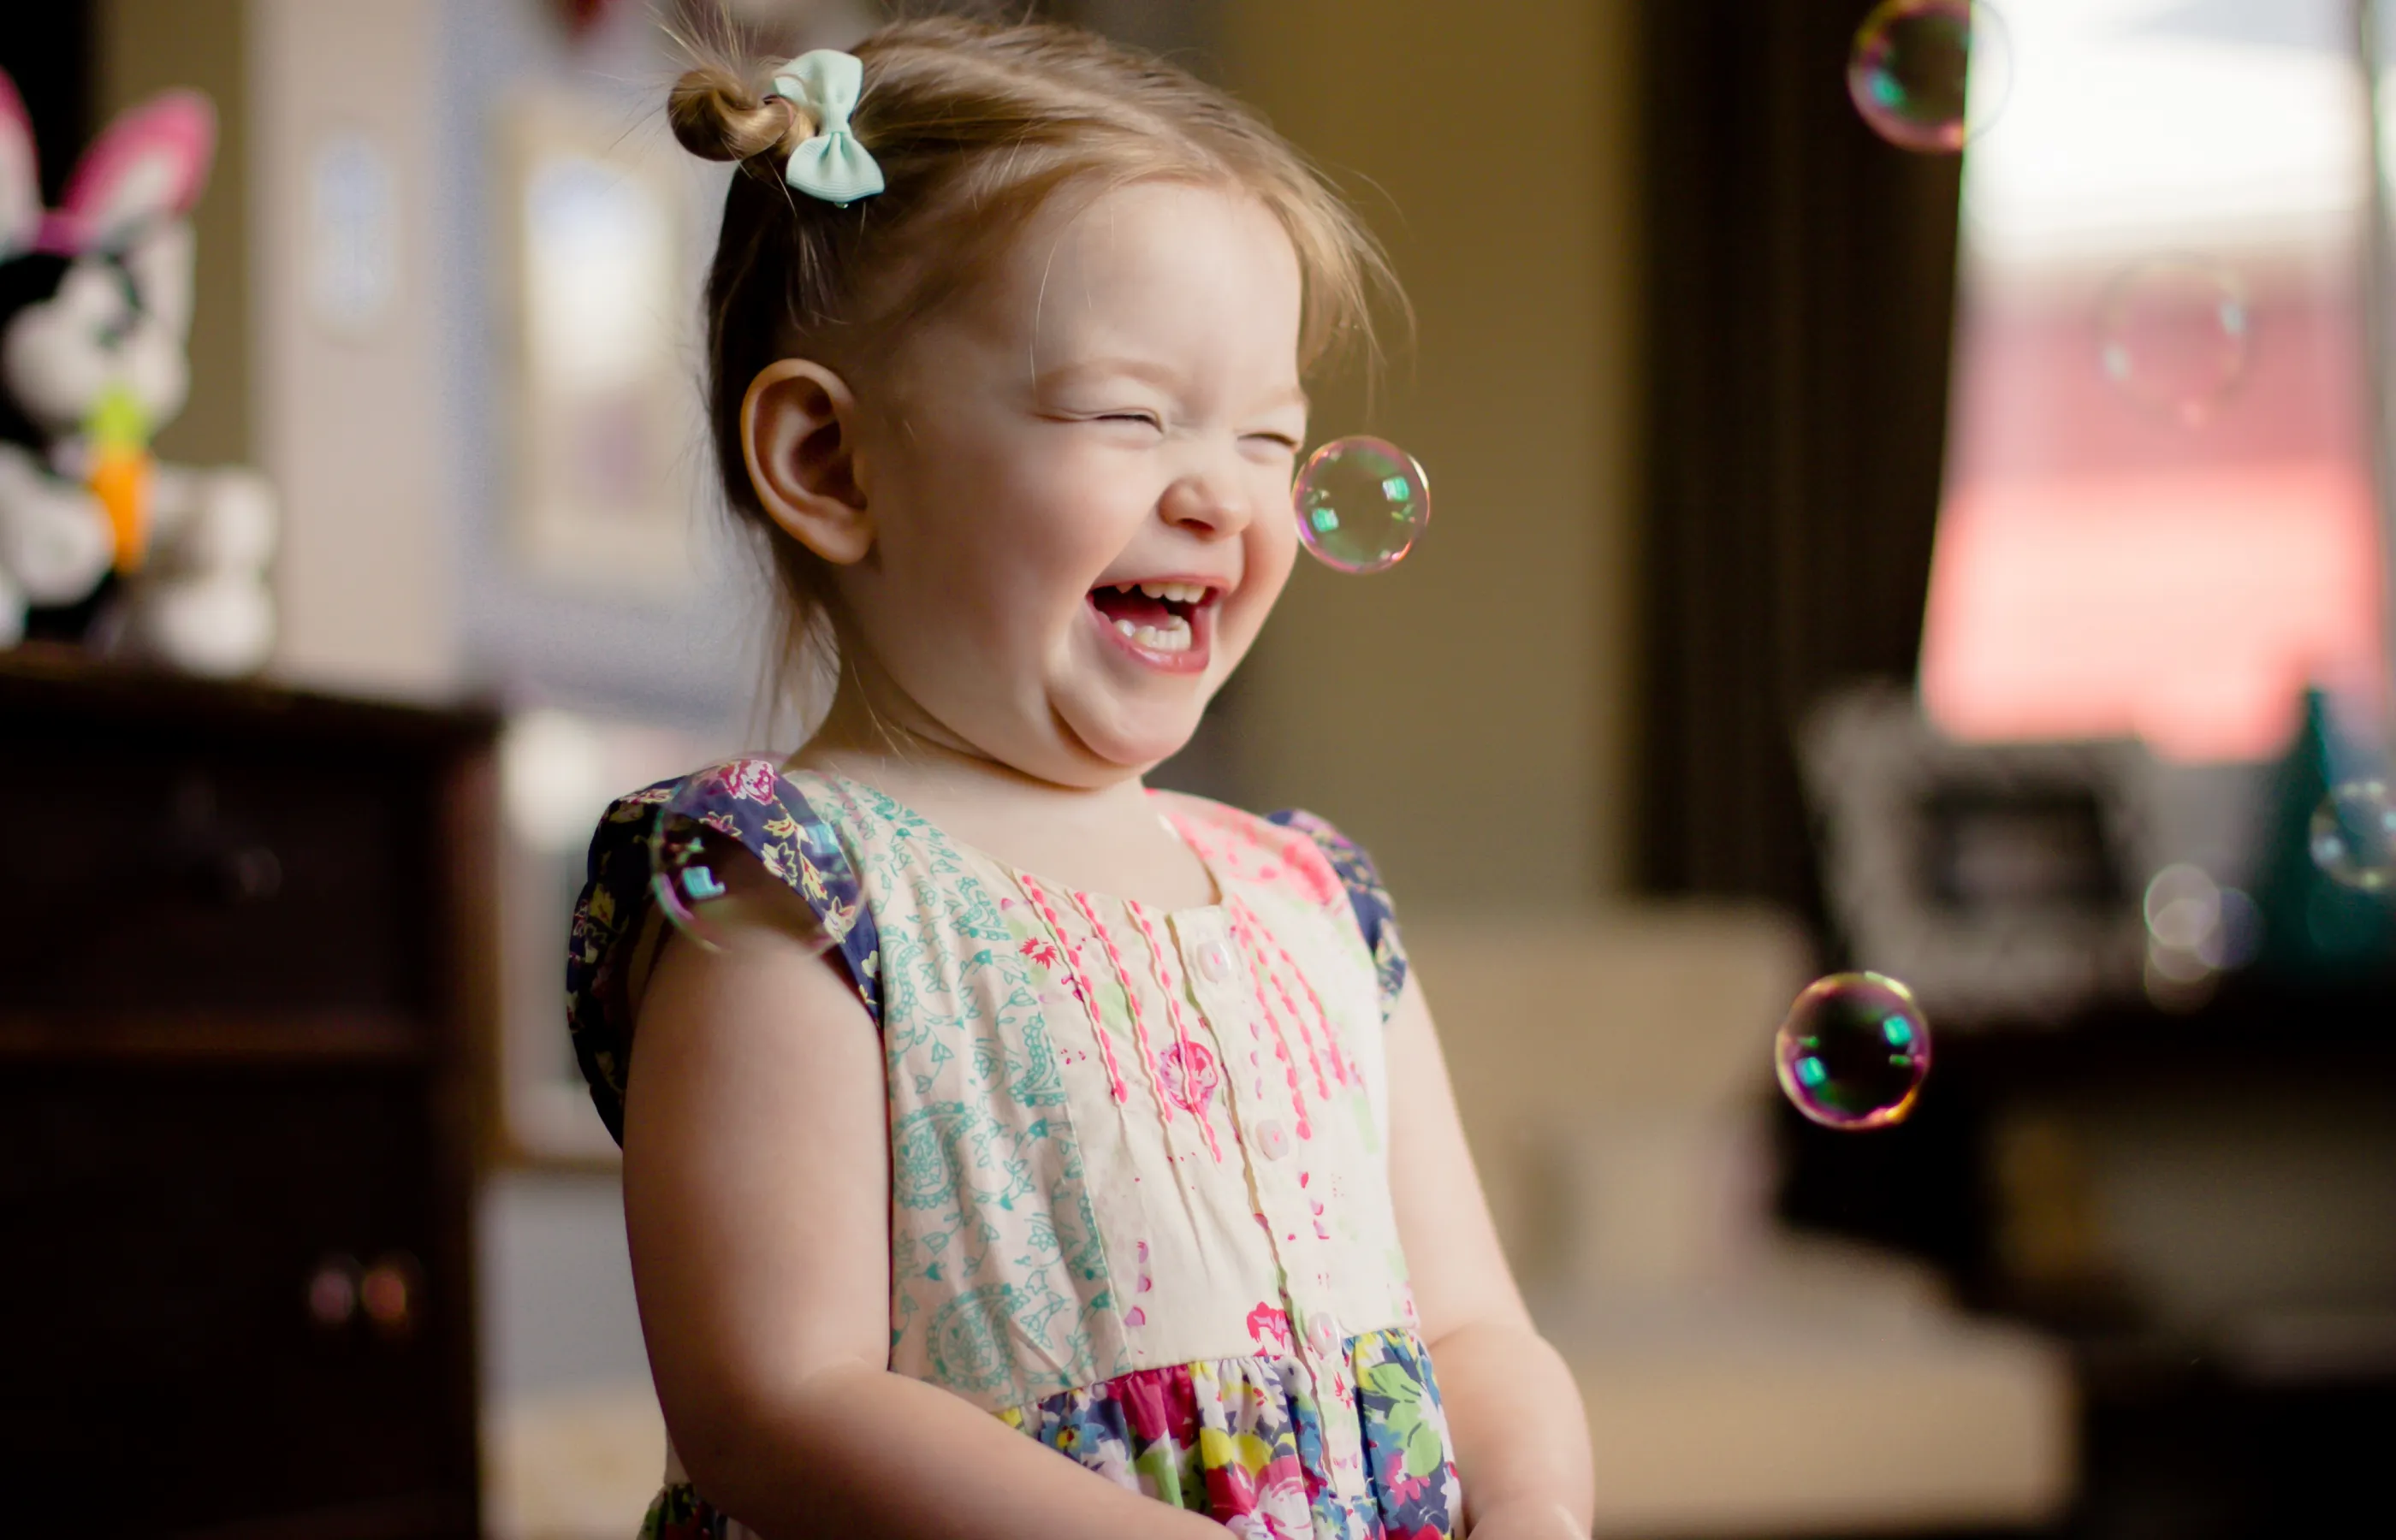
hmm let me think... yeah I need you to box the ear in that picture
[52,89,214,253]
[0,69,40,257]
[741,358,875,565]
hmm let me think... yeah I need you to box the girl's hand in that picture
[1465,1498,1588,1540]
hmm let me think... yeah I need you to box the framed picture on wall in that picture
[499,87,709,599]
[1800,683,2164,1028]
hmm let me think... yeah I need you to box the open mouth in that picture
[1087,579,1216,661]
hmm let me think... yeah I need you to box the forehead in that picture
[962,178,1306,376]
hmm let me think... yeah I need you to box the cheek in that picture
[885,441,1139,629]
[1223,483,1302,648]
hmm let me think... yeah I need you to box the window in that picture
[1919,0,2386,761]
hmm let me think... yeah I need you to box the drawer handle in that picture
[305,1253,361,1328]
[217,844,283,903]
[361,1252,422,1336]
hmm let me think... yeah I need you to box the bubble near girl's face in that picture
[2310,779,2396,892]
[1292,436,1429,573]
[1775,972,1932,1131]
[1847,0,2012,154]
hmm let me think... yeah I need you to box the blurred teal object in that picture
[2251,689,2394,980]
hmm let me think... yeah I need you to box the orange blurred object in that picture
[87,447,152,573]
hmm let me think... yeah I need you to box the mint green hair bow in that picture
[768,50,883,206]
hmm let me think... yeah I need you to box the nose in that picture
[1157,459,1255,540]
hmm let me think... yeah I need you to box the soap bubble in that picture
[2143,862,2263,974]
[1847,0,2013,154]
[2141,863,2263,1009]
[2310,779,2396,892]
[1775,972,1932,1131]
[649,759,835,957]
[2097,258,2251,425]
[1293,435,1429,573]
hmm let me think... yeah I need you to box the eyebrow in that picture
[1033,357,1309,412]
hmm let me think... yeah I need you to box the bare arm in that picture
[1385,972,1594,1539]
[621,858,1223,1539]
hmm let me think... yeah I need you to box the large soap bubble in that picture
[1775,972,1932,1131]
[1847,0,2013,153]
[1293,435,1430,573]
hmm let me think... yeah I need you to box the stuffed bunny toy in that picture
[0,68,275,676]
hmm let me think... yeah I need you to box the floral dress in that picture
[566,762,1463,1540]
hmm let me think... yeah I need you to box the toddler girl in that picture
[565,16,1592,1539]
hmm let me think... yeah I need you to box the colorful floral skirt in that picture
[638,1327,1461,1540]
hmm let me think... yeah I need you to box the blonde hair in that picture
[667,15,1400,698]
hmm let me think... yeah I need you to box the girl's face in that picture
[836,178,1308,786]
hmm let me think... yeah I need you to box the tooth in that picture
[1114,618,1136,637]
[1133,625,1160,648]
[1139,581,1168,600]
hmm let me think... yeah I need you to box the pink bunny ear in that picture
[0,69,40,258]
[44,88,215,255]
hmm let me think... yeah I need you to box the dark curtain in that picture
[1634,0,1966,916]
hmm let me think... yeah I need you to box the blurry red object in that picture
[555,0,617,35]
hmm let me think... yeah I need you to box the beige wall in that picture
[98,0,250,467]
[1220,0,1641,908]
[249,0,458,697]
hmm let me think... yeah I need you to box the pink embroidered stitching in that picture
[1015,873,1128,1104]
[1246,899,1356,1087]
[1228,910,1313,1140]
[1070,889,1173,1128]
[1125,898,1223,1162]
[1233,899,1333,1102]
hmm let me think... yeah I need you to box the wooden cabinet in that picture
[0,649,494,1537]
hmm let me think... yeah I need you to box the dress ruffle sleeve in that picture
[1266,809,1409,1021]
[562,759,882,1145]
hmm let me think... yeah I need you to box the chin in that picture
[1057,702,1206,780]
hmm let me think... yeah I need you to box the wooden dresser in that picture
[0,649,495,1537]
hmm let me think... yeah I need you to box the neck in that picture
[792,654,1155,830]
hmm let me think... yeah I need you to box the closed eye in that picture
[1096,411,1162,429]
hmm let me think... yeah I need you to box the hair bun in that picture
[668,62,813,164]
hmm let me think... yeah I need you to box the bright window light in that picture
[1919,0,2386,761]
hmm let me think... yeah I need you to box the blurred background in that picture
[2,1,2393,1537]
